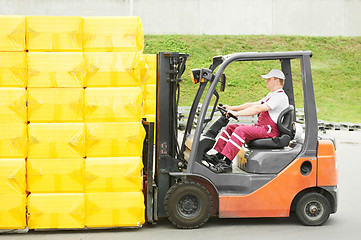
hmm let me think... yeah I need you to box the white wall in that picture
[1,0,360,36]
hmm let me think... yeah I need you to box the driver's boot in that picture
[209,158,232,173]
[203,152,224,165]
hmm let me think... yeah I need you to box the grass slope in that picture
[144,35,361,123]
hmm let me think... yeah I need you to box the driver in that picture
[205,69,289,173]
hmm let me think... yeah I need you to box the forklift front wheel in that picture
[164,180,212,229]
[296,192,331,226]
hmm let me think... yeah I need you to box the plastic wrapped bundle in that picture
[85,87,142,122]
[0,88,27,123]
[28,88,84,123]
[26,16,83,52]
[0,16,25,51]
[85,122,145,158]
[0,159,27,229]
[27,193,85,229]
[27,52,85,87]
[84,52,143,87]
[83,16,144,52]
[85,192,145,228]
[0,123,27,158]
[143,54,156,84]
[28,123,85,158]
[0,52,27,87]
[0,193,27,229]
[0,159,26,194]
[143,84,156,116]
[27,158,84,193]
[85,157,143,192]
[142,54,156,121]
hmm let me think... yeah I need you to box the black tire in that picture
[296,192,331,226]
[164,180,212,229]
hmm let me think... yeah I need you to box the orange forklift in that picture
[142,51,337,229]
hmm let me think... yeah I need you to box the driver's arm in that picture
[229,103,270,117]
[225,101,259,111]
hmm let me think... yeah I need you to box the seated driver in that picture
[205,69,289,173]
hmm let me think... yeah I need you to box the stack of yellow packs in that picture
[85,158,145,227]
[0,15,149,231]
[0,16,27,231]
[23,16,85,230]
[84,21,145,226]
[26,16,145,230]
[142,54,157,122]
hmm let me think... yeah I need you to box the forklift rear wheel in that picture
[296,192,331,226]
[164,180,212,229]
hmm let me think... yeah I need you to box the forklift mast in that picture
[154,52,189,218]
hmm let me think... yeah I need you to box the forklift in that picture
[142,51,337,229]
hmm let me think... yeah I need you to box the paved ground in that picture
[2,130,360,240]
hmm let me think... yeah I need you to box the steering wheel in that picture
[217,104,238,120]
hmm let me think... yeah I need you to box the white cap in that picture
[261,69,285,80]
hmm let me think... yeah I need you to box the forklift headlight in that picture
[200,68,213,83]
[191,69,201,84]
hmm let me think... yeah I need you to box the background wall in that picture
[1,0,361,36]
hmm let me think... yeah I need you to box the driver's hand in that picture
[227,110,237,118]
[223,105,231,111]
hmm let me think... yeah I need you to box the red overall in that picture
[214,107,281,161]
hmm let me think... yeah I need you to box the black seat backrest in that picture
[277,105,295,138]
[247,105,295,149]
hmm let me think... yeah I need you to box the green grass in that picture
[144,35,361,123]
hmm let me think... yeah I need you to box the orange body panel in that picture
[219,157,317,218]
[317,140,338,186]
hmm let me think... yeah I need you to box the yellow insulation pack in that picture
[83,16,144,52]
[0,16,25,51]
[142,54,156,120]
[27,158,84,193]
[85,157,143,192]
[0,159,26,194]
[85,192,145,228]
[0,123,27,158]
[27,193,85,229]
[85,122,145,158]
[27,52,85,87]
[0,193,26,229]
[28,123,85,158]
[84,52,142,87]
[0,88,27,123]
[143,84,156,116]
[85,87,142,122]
[26,16,83,52]
[0,52,27,87]
[143,54,156,84]
[143,100,156,117]
[28,88,84,123]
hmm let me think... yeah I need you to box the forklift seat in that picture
[247,105,295,149]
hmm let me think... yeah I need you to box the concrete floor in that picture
[1,130,360,240]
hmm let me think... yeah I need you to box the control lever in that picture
[217,103,237,120]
